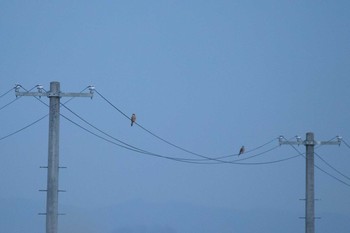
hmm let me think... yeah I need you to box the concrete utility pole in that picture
[279,132,341,233]
[16,81,94,233]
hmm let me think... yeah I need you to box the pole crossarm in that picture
[279,136,342,146]
[15,91,94,98]
[319,139,342,146]
[15,86,95,98]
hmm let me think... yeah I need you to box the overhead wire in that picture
[94,90,205,157]
[0,98,20,111]
[60,111,300,165]
[179,153,300,165]
[59,113,197,163]
[30,87,195,163]
[2,84,304,165]
[0,85,88,142]
[0,115,48,142]
[314,160,350,187]
[0,85,49,141]
[182,144,280,162]
[0,85,37,111]
[94,89,279,160]
[0,87,15,98]
[315,152,350,181]
[60,102,153,154]
[342,138,350,150]
[60,102,285,164]
[58,90,298,165]
[223,136,299,163]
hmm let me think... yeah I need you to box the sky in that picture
[1,1,350,233]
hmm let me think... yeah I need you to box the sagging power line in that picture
[95,89,276,159]
[2,84,348,171]
[1,85,291,165]
[60,102,292,165]
[2,85,347,169]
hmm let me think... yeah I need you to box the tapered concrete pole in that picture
[46,81,60,233]
[305,132,315,233]
[15,81,94,233]
[279,133,342,233]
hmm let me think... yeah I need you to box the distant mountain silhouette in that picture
[1,198,349,233]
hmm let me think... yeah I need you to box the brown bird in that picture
[131,113,136,126]
[238,146,245,156]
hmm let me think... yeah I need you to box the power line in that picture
[315,152,350,181]
[0,86,90,142]
[0,98,20,111]
[0,114,48,141]
[180,153,301,165]
[342,138,350,150]
[61,112,300,165]
[96,89,239,161]
[95,89,130,119]
[59,105,299,165]
[0,85,50,140]
[22,86,158,157]
[58,90,298,165]
[26,89,208,164]
[0,85,23,111]
[60,102,153,154]
[94,90,203,157]
[16,85,39,94]
[0,85,44,111]
[95,89,226,159]
[184,136,302,164]
[314,161,350,187]
[59,101,295,165]
[54,94,287,164]
[182,144,280,162]
[0,87,15,98]
[60,113,207,164]
[1,85,318,166]
[95,89,278,160]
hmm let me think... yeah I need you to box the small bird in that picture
[131,113,136,126]
[238,146,245,156]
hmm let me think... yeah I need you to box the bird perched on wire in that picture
[238,146,245,156]
[130,113,136,126]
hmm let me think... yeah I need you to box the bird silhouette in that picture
[239,146,245,156]
[131,113,136,126]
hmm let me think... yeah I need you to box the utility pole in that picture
[279,132,341,233]
[16,81,94,233]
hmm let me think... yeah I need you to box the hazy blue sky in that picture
[1,1,350,233]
